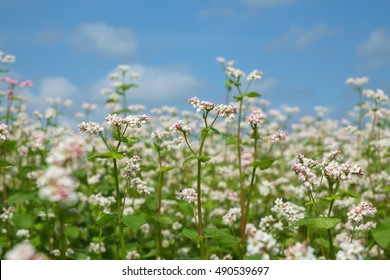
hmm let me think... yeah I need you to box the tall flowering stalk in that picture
[170,97,237,259]
[224,65,264,254]
[291,150,365,259]
[79,113,148,259]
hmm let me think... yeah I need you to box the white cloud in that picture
[264,24,339,51]
[356,29,390,67]
[25,77,78,111]
[241,0,295,9]
[31,30,65,46]
[71,22,137,59]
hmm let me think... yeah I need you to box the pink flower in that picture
[20,80,33,88]
[3,77,18,86]
[6,89,14,99]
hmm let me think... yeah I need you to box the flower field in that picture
[0,52,389,260]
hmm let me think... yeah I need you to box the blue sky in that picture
[1,0,390,122]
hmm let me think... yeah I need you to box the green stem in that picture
[241,125,259,251]
[59,211,66,260]
[113,158,126,260]
[327,229,335,260]
[236,99,245,252]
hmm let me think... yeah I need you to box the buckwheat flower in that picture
[271,198,305,224]
[291,160,317,190]
[364,89,389,104]
[222,207,241,226]
[64,99,73,107]
[126,250,140,260]
[45,107,57,119]
[336,240,364,260]
[0,207,14,222]
[216,104,238,119]
[88,193,115,213]
[131,177,150,195]
[225,66,245,79]
[246,109,266,125]
[109,73,120,80]
[259,215,276,232]
[0,123,10,141]
[89,241,106,254]
[78,121,104,135]
[122,155,141,179]
[33,111,43,119]
[322,150,342,166]
[169,120,191,136]
[347,202,377,226]
[268,130,288,144]
[123,114,149,128]
[216,56,226,64]
[129,72,139,79]
[5,241,36,260]
[140,223,150,234]
[2,54,16,63]
[246,69,263,81]
[19,80,33,88]
[117,64,130,72]
[172,221,182,230]
[16,229,30,239]
[179,188,198,205]
[187,96,200,109]
[105,113,123,126]
[246,230,278,258]
[346,77,369,87]
[284,242,316,260]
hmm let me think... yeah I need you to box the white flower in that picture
[179,188,198,205]
[5,241,35,260]
[222,207,241,226]
[247,69,263,81]
[0,123,10,141]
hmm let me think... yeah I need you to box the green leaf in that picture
[204,228,240,244]
[325,191,359,201]
[248,158,275,170]
[152,215,174,225]
[116,83,138,91]
[114,136,138,143]
[88,151,124,160]
[210,127,221,135]
[6,191,37,204]
[13,213,34,228]
[0,159,14,168]
[181,228,200,240]
[197,155,211,163]
[65,226,80,239]
[96,214,117,226]
[371,217,390,250]
[122,213,148,229]
[291,217,341,230]
[183,155,197,165]
[225,134,237,145]
[234,91,261,101]
[156,166,175,173]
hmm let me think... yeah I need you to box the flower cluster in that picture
[321,150,363,181]
[179,188,198,205]
[345,76,369,87]
[222,207,241,226]
[88,193,115,214]
[187,96,238,119]
[247,69,263,81]
[271,198,305,224]
[105,114,149,128]
[169,120,191,136]
[225,66,245,79]
[215,104,238,119]
[131,177,150,195]
[0,207,14,222]
[78,122,104,135]
[363,89,388,104]
[0,51,16,64]
[89,242,106,254]
[122,155,141,179]
[291,154,318,190]
[0,123,10,141]
[246,109,266,125]
[268,130,288,144]
[284,242,316,260]
[246,229,278,258]
[347,202,377,226]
